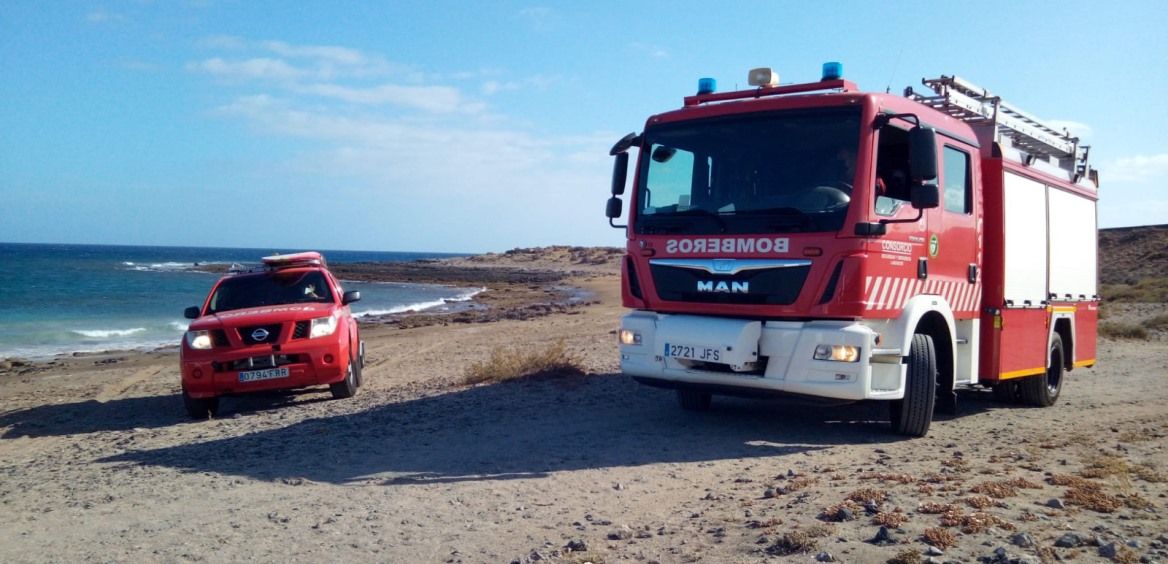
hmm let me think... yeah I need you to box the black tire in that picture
[183,387,219,419]
[890,334,937,437]
[355,340,365,387]
[992,381,1020,404]
[330,359,358,399]
[1021,334,1064,407]
[677,388,712,411]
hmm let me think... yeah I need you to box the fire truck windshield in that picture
[635,107,861,235]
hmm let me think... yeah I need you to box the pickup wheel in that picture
[1021,334,1064,407]
[677,389,712,411]
[330,358,359,399]
[890,333,937,437]
[182,387,219,419]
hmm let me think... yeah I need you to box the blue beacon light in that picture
[697,77,717,95]
[822,62,843,81]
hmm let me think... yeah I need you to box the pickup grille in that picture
[239,323,283,346]
[293,321,310,339]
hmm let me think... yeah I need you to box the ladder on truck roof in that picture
[907,75,1094,182]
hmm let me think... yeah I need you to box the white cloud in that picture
[1106,152,1168,183]
[293,83,484,114]
[188,57,306,81]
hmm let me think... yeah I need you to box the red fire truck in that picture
[605,64,1099,436]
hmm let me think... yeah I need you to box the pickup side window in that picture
[943,146,972,214]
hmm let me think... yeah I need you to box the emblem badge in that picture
[251,328,270,342]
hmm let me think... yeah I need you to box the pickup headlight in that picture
[310,314,339,338]
[186,330,213,350]
[813,344,860,362]
[619,329,642,346]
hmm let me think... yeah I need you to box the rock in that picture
[834,507,856,521]
[607,529,632,541]
[815,551,836,562]
[926,546,944,556]
[1055,532,1088,548]
[763,488,777,499]
[564,540,587,552]
[1129,540,1144,549]
[869,526,898,546]
[1012,532,1036,548]
[1099,543,1119,559]
[1046,499,1066,509]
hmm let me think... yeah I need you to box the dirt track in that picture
[2,268,1167,563]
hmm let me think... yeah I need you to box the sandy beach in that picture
[1,248,1166,563]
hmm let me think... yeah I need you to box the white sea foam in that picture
[72,327,148,339]
[169,321,189,332]
[353,288,484,318]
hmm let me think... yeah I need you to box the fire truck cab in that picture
[606,64,1099,437]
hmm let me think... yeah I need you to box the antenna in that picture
[885,47,904,94]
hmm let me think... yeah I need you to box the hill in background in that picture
[1099,225,1168,304]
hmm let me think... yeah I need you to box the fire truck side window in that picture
[943,146,972,214]
[874,125,912,216]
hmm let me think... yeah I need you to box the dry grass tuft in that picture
[1019,511,1040,522]
[951,511,1015,534]
[1132,462,1166,483]
[922,527,957,549]
[779,476,819,494]
[1005,476,1043,489]
[1114,546,1142,564]
[463,340,583,385]
[1079,454,1131,479]
[1122,493,1154,511]
[1049,474,1102,491]
[803,523,836,538]
[1098,322,1149,340]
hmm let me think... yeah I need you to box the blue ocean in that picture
[0,243,479,360]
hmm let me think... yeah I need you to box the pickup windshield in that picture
[635,108,861,235]
[208,270,334,314]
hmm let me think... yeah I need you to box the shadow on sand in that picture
[90,372,978,486]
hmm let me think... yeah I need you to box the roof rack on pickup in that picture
[907,75,1096,184]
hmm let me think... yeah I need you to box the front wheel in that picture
[1021,334,1064,407]
[183,387,219,419]
[890,334,937,437]
[330,359,359,399]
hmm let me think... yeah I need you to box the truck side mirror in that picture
[184,306,200,319]
[910,183,940,210]
[605,196,623,219]
[611,152,629,195]
[910,126,938,181]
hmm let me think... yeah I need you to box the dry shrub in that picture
[1114,546,1141,564]
[953,511,1015,534]
[845,488,888,504]
[916,484,936,495]
[1049,474,1102,491]
[1079,454,1131,479]
[964,494,997,509]
[873,509,909,528]
[970,481,1018,499]
[766,531,818,555]
[780,476,819,494]
[1099,322,1148,340]
[803,523,836,538]
[1005,476,1043,489]
[1019,511,1040,522]
[1123,493,1154,510]
[819,500,863,522]
[922,527,957,549]
[859,472,916,484]
[1132,462,1166,483]
[887,548,922,564]
[941,457,970,472]
[917,502,954,514]
[463,340,583,385]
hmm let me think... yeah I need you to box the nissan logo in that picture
[251,328,270,342]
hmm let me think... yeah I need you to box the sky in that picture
[2,1,1166,253]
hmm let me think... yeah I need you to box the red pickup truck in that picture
[180,252,364,418]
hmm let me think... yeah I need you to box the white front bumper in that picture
[620,312,905,401]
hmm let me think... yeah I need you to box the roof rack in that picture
[907,75,1095,183]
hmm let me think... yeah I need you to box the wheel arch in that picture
[888,295,957,393]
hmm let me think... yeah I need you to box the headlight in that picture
[186,330,213,350]
[619,329,642,346]
[813,344,860,362]
[310,315,339,338]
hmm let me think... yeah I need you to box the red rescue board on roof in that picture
[262,251,326,269]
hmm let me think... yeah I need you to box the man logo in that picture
[697,280,749,293]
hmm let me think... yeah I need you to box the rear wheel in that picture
[1021,334,1064,407]
[890,333,937,437]
[330,359,358,399]
[677,389,712,411]
[183,387,219,419]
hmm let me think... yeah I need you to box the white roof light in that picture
[748,67,779,87]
